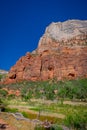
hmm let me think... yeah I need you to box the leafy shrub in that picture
[58,79,87,101]
[1,78,87,101]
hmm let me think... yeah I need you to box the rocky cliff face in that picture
[4,20,87,83]
[37,20,87,53]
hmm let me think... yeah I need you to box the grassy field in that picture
[3,98,87,129]
[0,78,87,129]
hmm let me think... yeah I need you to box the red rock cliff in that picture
[5,20,87,83]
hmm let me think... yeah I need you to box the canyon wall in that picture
[5,20,87,83]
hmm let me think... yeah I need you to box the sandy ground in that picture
[0,118,16,130]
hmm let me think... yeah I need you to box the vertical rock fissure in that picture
[40,59,43,79]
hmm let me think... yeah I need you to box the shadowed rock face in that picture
[4,20,87,83]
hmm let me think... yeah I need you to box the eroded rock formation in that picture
[4,20,87,83]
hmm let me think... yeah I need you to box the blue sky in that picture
[0,0,87,70]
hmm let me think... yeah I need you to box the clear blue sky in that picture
[0,0,87,70]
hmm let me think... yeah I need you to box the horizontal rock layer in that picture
[4,20,87,83]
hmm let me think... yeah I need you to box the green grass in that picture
[5,107,18,113]
[5,99,87,126]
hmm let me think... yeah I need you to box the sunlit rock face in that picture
[4,20,87,83]
[37,20,87,53]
